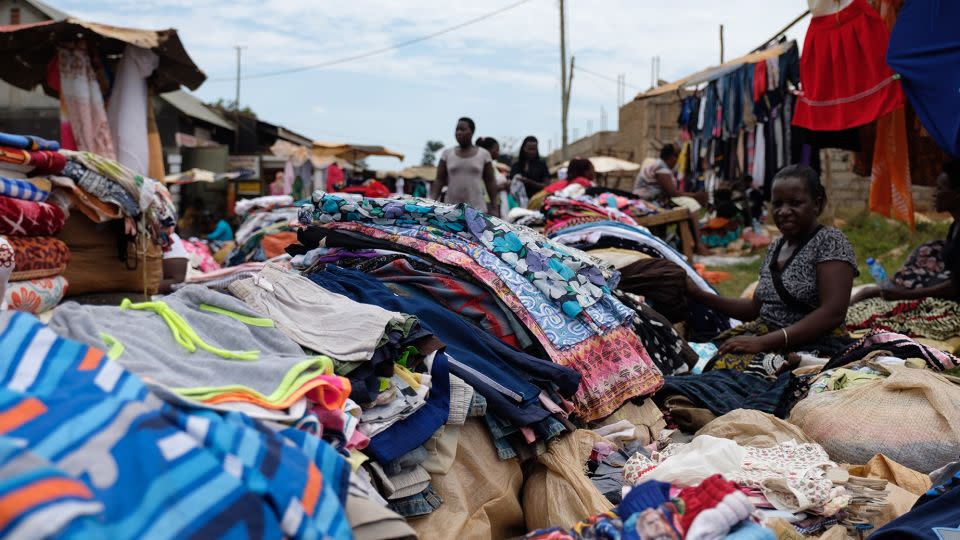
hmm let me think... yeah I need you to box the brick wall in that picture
[822,149,937,214]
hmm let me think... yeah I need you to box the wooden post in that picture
[560,0,569,159]
[823,149,836,222]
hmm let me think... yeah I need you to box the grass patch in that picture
[711,211,950,297]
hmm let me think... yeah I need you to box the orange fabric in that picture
[870,109,914,229]
[0,478,93,529]
[77,348,104,371]
[202,375,350,411]
[694,263,733,285]
[302,462,322,516]
[0,398,47,433]
[261,232,298,259]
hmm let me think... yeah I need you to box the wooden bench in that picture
[634,208,696,263]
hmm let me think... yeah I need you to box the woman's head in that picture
[770,164,827,238]
[660,144,679,169]
[567,157,595,181]
[519,136,540,162]
[935,162,960,214]
[476,136,500,160]
[455,117,475,147]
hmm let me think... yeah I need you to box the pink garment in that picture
[283,161,296,196]
[57,48,116,159]
[180,240,220,273]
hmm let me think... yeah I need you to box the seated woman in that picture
[686,164,859,376]
[634,144,710,255]
[852,162,960,304]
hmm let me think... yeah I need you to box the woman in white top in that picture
[432,117,499,216]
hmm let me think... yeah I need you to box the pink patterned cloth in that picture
[57,47,116,159]
[181,240,220,273]
[325,221,664,421]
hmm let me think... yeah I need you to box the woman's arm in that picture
[482,162,499,218]
[853,280,958,304]
[774,261,855,348]
[687,278,762,321]
[655,172,707,204]
[432,160,449,201]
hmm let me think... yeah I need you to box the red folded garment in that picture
[0,196,66,236]
[0,146,65,176]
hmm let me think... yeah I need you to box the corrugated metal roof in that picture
[160,90,234,131]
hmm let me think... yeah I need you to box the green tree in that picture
[421,140,445,166]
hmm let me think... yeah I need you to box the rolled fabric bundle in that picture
[0,195,66,236]
[0,147,66,176]
[0,132,60,151]
[0,176,51,202]
[4,236,70,281]
[3,275,68,314]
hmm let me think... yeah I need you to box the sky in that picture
[58,0,811,169]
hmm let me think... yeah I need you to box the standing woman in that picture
[510,136,551,199]
[432,117,499,216]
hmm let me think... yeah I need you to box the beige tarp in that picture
[551,156,642,175]
[313,141,405,162]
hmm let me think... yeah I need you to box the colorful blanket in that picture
[0,176,51,202]
[300,192,618,320]
[5,236,70,281]
[0,146,65,175]
[0,310,351,539]
[0,195,66,236]
[0,131,59,151]
[4,275,67,313]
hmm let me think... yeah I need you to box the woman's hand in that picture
[850,285,881,305]
[717,335,771,356]
[879,284,913,302]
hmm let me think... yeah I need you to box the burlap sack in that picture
[522,430,614,532]
[789,366,960,473]
[58,213,161,297]
[697,409,811,448]
[409,419,525,540]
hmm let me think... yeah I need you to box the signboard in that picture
[228,155,261,179]
[236,180,262,196]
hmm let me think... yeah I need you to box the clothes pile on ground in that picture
[0,131,70,313]
[4,186,960,539]
[226,194,299,266]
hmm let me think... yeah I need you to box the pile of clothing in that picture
[543,193,640,237]
[296,192,667,423]
[0,131,70,313]
[55,150,176,249]
[227,194,299,266]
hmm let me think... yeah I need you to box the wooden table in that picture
[634,208,696,263]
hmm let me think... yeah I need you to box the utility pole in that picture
[720,24,725,63]
[558,1,575,160]
[233,45,245,153]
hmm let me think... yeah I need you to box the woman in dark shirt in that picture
[509,136,551,198]
[853,161,960,304]
[687,164,859,375]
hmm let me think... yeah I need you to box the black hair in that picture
[660,144,678,161]
[476,136,498,151]
[943,161,960,190]
[457,117,475,133]
[772,164,827,211]
[567,157,593,179]
[517,136,539,165]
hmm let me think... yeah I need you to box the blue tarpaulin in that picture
[887,0,960,159]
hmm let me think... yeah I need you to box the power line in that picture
[208,0,536,82]
[576,66,642,91]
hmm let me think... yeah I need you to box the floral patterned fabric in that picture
[299,192,618,320]
[893,239,952,289]
[0,195,66,237]
[4,236,70,281]
[4,275,68,314]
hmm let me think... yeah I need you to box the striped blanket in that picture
[0,310,352,539]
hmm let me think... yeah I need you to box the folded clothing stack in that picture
[0,131,69,313]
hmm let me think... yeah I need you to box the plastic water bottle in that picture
[866,258,890,285]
